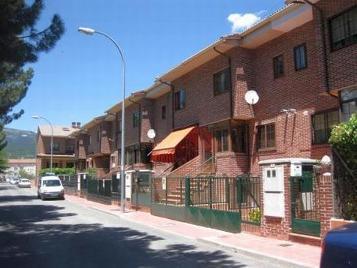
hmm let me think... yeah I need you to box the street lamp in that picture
[32,115,53,173]
[78,26,126,213]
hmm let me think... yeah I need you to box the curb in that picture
[197,238,314,268]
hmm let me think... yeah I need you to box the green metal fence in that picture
[151,175,261,232]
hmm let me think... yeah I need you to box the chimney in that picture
[72,122,76,128]
[76,122,81,128]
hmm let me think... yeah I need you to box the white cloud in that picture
[227,12,263,33]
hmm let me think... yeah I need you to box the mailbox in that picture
[290,162,302,177]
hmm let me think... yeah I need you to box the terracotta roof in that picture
[38,125,77,137]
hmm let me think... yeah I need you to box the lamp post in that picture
[78,27,126,213]
[32,115,53,173]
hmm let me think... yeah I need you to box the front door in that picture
[290,169,320,237]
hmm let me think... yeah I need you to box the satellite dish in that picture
[147,129,156,139]
[321,155,331,166]
[244,90,259,105]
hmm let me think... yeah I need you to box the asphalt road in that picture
[0,183,286,268]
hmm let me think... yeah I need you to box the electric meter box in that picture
[290,162,302,177]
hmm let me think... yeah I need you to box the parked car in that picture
[18,178,31,188]
[37,176,65,200]
[320,223,357,268]
[10,178,19,185]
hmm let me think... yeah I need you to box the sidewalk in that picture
[66,195,321,268]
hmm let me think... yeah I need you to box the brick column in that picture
[318,172,334,238]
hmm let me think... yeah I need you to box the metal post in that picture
[80,29,127,212]
[33,116,53,173]
[226,177,230,210]
[165,178,168,206]
[209,177,212,209]
[185,176,191,207]
[180,178,183,205]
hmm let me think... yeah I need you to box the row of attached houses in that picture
[36,0,357,242]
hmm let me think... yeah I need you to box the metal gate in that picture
[132,172,151,209]
[290,171,320,236]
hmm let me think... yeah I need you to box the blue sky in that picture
[8,0,284,131]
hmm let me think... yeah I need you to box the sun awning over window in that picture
[151,126,196,162]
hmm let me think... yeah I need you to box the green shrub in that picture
[329,113,357,170]
[329,113,357,220]
[248,208,261,224]
[40,167,75,176]
[86,168,96,177]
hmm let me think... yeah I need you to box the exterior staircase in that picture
[161,177,211,205]
[159,156,216,205]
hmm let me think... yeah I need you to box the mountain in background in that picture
[4,128,36,159]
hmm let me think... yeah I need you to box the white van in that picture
[37,176,65,200]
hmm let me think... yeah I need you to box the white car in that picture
[18,178,32,188]
[37,176,65,200]
[10,178,19,185]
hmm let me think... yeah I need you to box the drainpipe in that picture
[157,79,175,130]
[128,97,142,164]
[290,0,337,99]
[213,46,233,118]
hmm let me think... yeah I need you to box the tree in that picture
[329,113,357,220]
[19,168,35,180]
[0,0,64,172]
[0,124,8,173]
[0,0,65,125]
[329,113,357,171]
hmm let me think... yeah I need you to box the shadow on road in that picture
[0,194,38,202]
[0,198,246,267]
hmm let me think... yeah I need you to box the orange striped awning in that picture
[151,126,195,162]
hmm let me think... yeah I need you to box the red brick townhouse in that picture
[143,0,356,241]
[74,91,155,178]
[69,0,356,241]
[35,123,79,176]
[104,91,154,174]
[77,116,114,179]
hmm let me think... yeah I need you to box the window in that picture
[111,156,116,168]
[174,89,186,111]
[96,130,100,142]
[126,148,140,164]
[257,123,275,150]
[312,110,339,144]
[53,143,60,152]
[65,145,74,154]
[133,111,140,128]
[118,118,122,133]
[294,43,307,70]
[89,135,92,145]
[213,68,231,95]
[161,105,166,119]
[273,55,284,78]
[232,125,247,153]
[329,6,357,50]
[215,129,228,152]
[340,88,357,121]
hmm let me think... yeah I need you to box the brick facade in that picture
[67,0,356,241]
[35,127,77,176]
